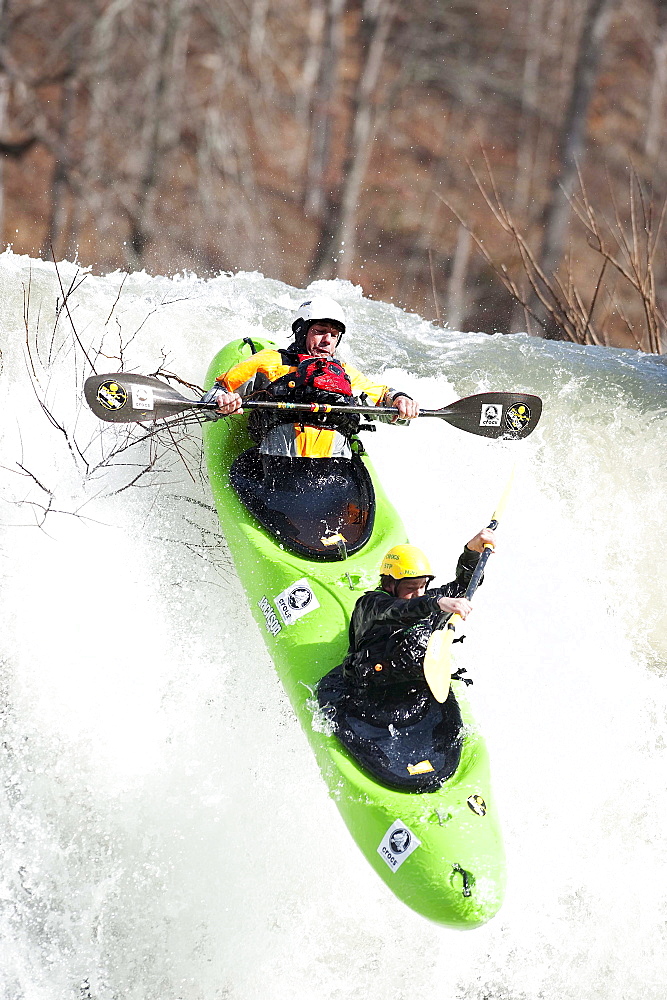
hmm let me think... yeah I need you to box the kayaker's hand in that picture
[215,389,244,415]
[437,596,473,619]
[391,395,420,421]
[466,528,496,553]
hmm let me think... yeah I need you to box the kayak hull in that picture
[203,337,506,927]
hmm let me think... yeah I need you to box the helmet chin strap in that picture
[292,319,307,352]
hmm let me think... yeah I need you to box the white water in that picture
[0,251,666,1000]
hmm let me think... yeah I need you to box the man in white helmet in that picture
[205,295,419,460]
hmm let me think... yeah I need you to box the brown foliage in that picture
[0,0,665,350]
[440,157,666,352]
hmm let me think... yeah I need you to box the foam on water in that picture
[0,251,666,999]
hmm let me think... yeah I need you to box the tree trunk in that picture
[533,0,617,336]
[645,0,667,163]
[512,0,547,214]
[297,0,327,125]
[126,0,189,269]
[310,0,396,281]
[446,225,472,331]
[41,76,77,261]
[0,0,12,247]
[303,0,345,219]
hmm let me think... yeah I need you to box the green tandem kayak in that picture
[203,336,506,928]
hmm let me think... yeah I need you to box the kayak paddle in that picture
[423,469,515,703]
[84,373,542,440]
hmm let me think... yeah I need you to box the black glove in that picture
[201,384,226,405]
[200,384,227,420]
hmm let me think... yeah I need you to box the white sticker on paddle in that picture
[480,402,502,426]
[131,384,154,410]
[377,819,421,872]
[274,578,320,625]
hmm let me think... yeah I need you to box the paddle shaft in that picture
[430,469,515,648]
[432,523,497,637]
[84,373,542,440]
[228,399,482,419]
[463,521,498,600]
[87,388,513,421]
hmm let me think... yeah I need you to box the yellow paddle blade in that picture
[423,467,515,704]
[491,464,516,524]
[424,617,460,703]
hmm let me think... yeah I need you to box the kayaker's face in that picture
[305,322,342,357]
[394,577,430,600]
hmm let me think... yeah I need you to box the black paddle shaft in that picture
[431,515,499,633]
[464,519,498,601]
[244,391,541,440]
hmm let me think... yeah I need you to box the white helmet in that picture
[291,295,346,349]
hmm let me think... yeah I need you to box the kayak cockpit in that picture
[317,665,464,792]
[229,449,375,560]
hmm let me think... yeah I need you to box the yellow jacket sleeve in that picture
[215,350,290,393]
[343,363,392,406]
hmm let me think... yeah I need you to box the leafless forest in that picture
[1,0,666,350]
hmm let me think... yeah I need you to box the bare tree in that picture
[570,172,667,353]
[0,0,663,353]
[0,1,91,259]
[303,0,345,219]
[440,158,666,353]
[445,225,472,330]
[534,0,618,330]
[123,0,192,269]
[512,0,548,215]
[0,0,11,240]
[297,0,327,126]
[40,73,79,260]
[644,0,667,165]
[309,0,396,280]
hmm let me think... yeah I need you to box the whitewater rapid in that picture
[0,251,665,1000]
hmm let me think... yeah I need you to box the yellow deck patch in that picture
[407,760,435,775]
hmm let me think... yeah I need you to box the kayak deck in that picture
[230,449,375,558]
[317,663,464,792]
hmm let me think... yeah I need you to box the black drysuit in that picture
[341,546,481,715]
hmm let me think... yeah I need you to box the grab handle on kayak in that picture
[451,863,473,898]
[320,531,355,587]
[242,337,259,355]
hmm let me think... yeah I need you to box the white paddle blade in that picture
[423,627,456,703]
